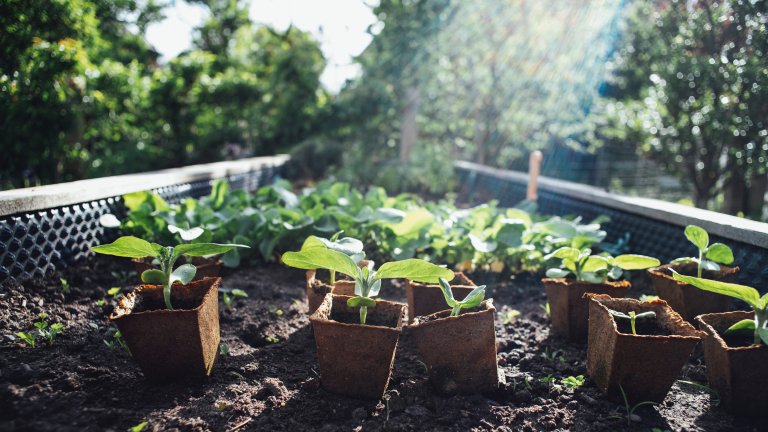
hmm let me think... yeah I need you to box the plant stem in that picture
[360,306,368,325]
[451,305,462,316]
[330,270,336,285]
[697,250,703,278]
[755,309,767,345]
[630,312,637,335]
[162,249,178,310]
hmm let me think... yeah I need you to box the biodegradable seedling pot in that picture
[133,256,223,282]
[310,294,405,399]
[586,294,702,404]
[407,299,499,394]
[696,311,768,417]
[648,262,739,322]
[111,277,221,381]
[542,278,631,342]
[405,272,476,323]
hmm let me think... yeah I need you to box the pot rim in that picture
[309,293,405,333]
[409,299,495,328]
[696,310,767,352]
[587,293,703,340]
[542,278,631,289]
[110,277,221,321]
[647,263,740,285]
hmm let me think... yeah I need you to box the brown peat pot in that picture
[586,294,702,404]
[405,272,476,323]
[407,299,499,394]
[110,277,221,381]
[648,262,739,322]
[132,256,223,282]
[696,311,768,417]
[542,278,631,342]
[310,294,405,399]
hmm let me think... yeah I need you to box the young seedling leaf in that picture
[459,285,486,309]
[438,278,458,307]
[282,248,360,279]
[701,260,721,272]
[705,243,734,265]
[671,271,760,308]
[760,327,768,346]
[726,319,756,333]
[545,247,580,262]
[469,233,498,253]
[170,264,196,285]
[368,279,382,297]
[174,242,249,257]
[168,225,205,241]
[613,254,661,270]
[374,259,454,283]
[141,269,166,285]
[347,297,376,308]
[685,225,709,251]
[581,256,609,273]
[545,268,571,278]
[91,236,158,258]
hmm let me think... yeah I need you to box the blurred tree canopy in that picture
[592,0,768,218]
[0,0,325,189]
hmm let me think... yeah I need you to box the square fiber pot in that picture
[542,278,631,342]
[305,270,357,314]
[405,272,476,323]
[132,256,223,282]
[407,299,499,394]
[110,277,221,381]
[696,311,768,417]
[310,294,405,399]
[587,294,702,404]
[648,262,739,322]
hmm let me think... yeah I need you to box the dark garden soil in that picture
[0,259,762,432]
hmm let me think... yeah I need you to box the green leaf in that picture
[281,248,360,279]
[545,268,571,278]
[438,278,458,307]
[701,260,721,272]
[457,285,486,308]
[706,243,734,265]
[140,269,165,285]
[671,257,696,265]
[107,287,121,296]
[580,272,606,284]
[171,264,196,285]
[685,225,709,251]
[168,225,205,241]
[545,247,580,262]
[231,288,248,298]
[725,319,756,333]
[581,256,609,273]
[760,327,768,346]
[614,254,661,270]
[312,235,364,256]
[221,248,241,268]
[469,233,497,253]
[210,179,229,209]
[92,236,158,258]
[347,297,376,308]
[374,259,454,283]
[174,242,249,257]
[387,209,433,237]
[496,221,525,247]
[759,293,768,310]
[671,271,760,308]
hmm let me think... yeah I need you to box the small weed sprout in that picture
[265,335,279,344]
[607,309,657,335]
[219,342,230,356]
[501,309,521,325]
[18,313,64,347]
[104,329,129,352]
[437,278,486,316]
[16,331,36,347]
[541,302,551,317]
[671,225,734,278]
[221,288,248,310]
[129,421,148,432]
[91,236,248,309]
[540,347,565,365]
[561,375,585,391]
[610,385,658,426]
[60,278,70,294]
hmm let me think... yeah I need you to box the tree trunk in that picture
[399,87,420,161]
[747,171,768,220]
[724,160,747,216]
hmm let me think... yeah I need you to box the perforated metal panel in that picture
[0,165,282,286]
[457,165,768,289]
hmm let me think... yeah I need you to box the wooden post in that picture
[527,151,543,201]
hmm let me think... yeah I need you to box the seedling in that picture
[129,421,148,432]
[282,235,453,324]
[545,247,660,284]
[501,309,521,324]
[219,342,230,356]
[540,374,561,392]
[672,271,768,346]
[221,288,248,310]
[671,225,734,278]
[17,313,64,347]
[607,309,657,335]
[437,278,486,316]
[561,375,585,391]
[91,236,248,309]
[104,329,129,352]
[265,335,279,344]
[540,347,565,365]
[107,287,121,298]
[60,278,70,294]
[312,231,364,285]
[610,385,657,426]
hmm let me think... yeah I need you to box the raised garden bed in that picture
[0,258,762,431]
